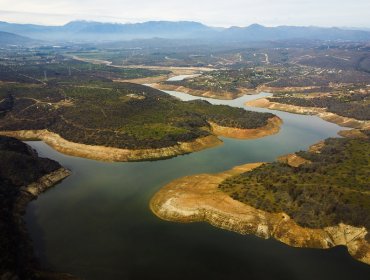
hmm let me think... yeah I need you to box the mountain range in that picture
[0,20,370,43]
[0,31,38,46]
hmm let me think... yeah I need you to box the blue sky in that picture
[0,0,369,27]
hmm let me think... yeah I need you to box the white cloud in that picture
[0,0,369,27]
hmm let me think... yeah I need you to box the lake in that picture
[25,86,370,279]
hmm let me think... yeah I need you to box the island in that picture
[0,136,74,279]
[150,132,370,265]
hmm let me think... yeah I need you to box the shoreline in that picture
[12,168,75,279]
[150,83,333,101]
[150,83,254,100]
[150,162,370,265]
[246,98,370,130]
[0,130,222,162]
[210,116,282,139]
[0,117,281,161]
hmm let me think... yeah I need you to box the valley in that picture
[0,25,370,280]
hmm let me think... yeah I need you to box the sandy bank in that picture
[246,98,370,130]
[150,163,370,265]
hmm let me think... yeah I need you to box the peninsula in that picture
[247,87,370,129]
[0,79,281,161]
[150,133,370,265]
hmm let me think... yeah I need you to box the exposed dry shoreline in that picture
[150,83,255,100]
[210,116,282,139]
[150,83,332,101]
[246,98,370,129]
[0,130,222,162]
[150,162,370,265]
[0,117,281,162]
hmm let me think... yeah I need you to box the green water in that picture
[25,91,370,280]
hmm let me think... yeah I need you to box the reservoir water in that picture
[25,85,370,279]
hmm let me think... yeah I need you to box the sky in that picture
[0,0,369,28]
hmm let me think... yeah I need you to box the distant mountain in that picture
[0,20,369,43]
[0,31,37,46]
[221,25,370,41]
[0,20,211,42]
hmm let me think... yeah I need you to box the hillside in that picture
[0,31,36,46]
[0,136,71,279]
[220,136,370,236]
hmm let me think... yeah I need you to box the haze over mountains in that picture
[1,20,370,44]
[0,31,39,46]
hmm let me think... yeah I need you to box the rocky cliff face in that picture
[150,163,370,265]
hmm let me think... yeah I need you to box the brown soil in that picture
[277,154,310,167]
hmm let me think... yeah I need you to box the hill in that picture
[0,31,37,46]
[0,136,71,278]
